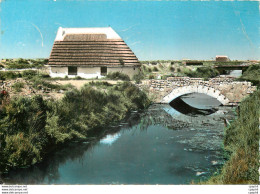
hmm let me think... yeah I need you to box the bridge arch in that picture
[162,85,230,105]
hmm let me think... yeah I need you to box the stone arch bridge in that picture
[140,77,256,106]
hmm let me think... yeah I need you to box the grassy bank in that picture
[0,81,150,173]
[203,89,260,184]
[140,61,221,80]
[240,63,260,87]
[0,58,48,69]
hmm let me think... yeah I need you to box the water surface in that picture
[3,93,235,184]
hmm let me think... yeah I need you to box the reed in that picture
[0,82,150,173]
[202,89,260,184]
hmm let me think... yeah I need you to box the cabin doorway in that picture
[101,67,107,76]
[68,66,77,75]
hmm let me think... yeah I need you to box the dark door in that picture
[68,66,77,75]
[101,67,107,76]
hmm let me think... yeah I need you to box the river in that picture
[2,93,236,184]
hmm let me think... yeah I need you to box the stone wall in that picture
[141,77,257,105]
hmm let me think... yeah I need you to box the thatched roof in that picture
[49,27,140,67]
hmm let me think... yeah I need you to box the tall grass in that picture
[0,71,22,80]
[186,66,220,79]
[106,72,130,81]
[0,82,150,173]
[240,63,260,86]
[12,82,24,92]
[2,58,48,69]
[203,89,260,184]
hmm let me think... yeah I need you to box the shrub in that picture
[74,76,83,80]
[169,66,175,72]
[0,96,49,171]
[204,89,260,184]
[158,63,163,69]
[88,81,112,87]
[148,74,155,79]
[0,83,150,172]
[38,73,50,78]
[22,70,37,79]
[106,72,130,81]
[3,58,47,69]
[4,133,41,167]
[153,67,159,72]
[161,74,175,80]
[12,82,24,92]
[187,66,219,79]
[240,63,260,86]
[132,73,144,84]
[0,71,21,80]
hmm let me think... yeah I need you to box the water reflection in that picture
[170,97,218,116]
[100,133,121,145]
[2,94,235,185]
[181,93,222,109]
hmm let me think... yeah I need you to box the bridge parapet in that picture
[143,77,256,105]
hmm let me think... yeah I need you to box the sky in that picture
[0,0,259,61]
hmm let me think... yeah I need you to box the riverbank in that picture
[202,89,260,184]
[1,100,236,184]
[0,81,150,175]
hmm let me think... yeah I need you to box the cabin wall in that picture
[50,67,68,78]
[78,67,102,78]
[107,66,140,78]
[50,66,140,79]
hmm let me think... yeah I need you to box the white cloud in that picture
[17,42,26,47]
[130,41,141,46]
[120,23,140,32]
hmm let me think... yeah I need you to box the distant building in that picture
[215,55,230,62]
[48,27,140,78]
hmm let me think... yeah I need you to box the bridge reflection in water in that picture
[169,93,221,117]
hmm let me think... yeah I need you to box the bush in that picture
[4,133,41,167]
[22,70,37,79]
[0,96,49,171]
[88,81,112,87]
[148,74,155,79]
[169,66,175,72]
[161,74,175,80]
[3,58,47,69]
[12,82,24,92]
[240,63,260,86]
[0,71,21,80]
[74,76,83,80]
[204,90,260,184]
[187,66,219,79]
[132,73,144,84]
[38,73,50,78]
[106,72,130,81]
[0,83,150,172]
[153,67,159,72]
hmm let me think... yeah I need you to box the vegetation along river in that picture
[2,93,236,184]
